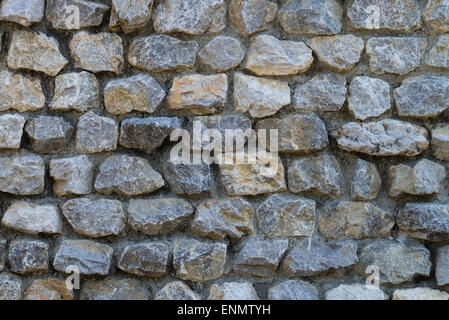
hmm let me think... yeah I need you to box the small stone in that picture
[432,125,449,161]
[366,37,427,75]
[53,240,113,276]
[25,279,73,300]
[155,281,201,300]
[333,119,429,156]
[0,0,45,26]
[234,72,290,118]
[110,0,153,33]
[209,282,259,300]
[50,71,99,112]
[7,30,68,76]
[0,114,25,149]
[118,242,169,277]
[425,34,449,69]
[294,73,347,112]
[191,197,254,240]
[8,240,49,274]
[76,111,118,154]
[0,155,45,195]
[70,31,124,74]
[229,0,277,36]
[245,35,313,76]
[173,238,227,282]
[351,159,381,201]
[268,280,319,300]
[393,288,449,300]
[104,74,165,115]
[436,245,449,286]
[0,71,45,112]
[128,35,198,72]
[95,155,164,197]
[233,239,288,277]
[423,0,449,33]
[2,201,62,235]
[198,36,245,72]
[163,161,211,196]
[256,194,316,238]
[50,156,93,197]
[82,279,148,300]
[0,239,6,271]
[348,76,391,120]
[46,0,109,29]
[278,0,342,35]
[326,284,387,300]
[25,116,74,154]
[0,274,22,300]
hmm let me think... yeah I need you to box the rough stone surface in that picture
[393,288,449,300]
[0,274,22,300]
[82,279,148,300]
[351,159,381,201]
[155,281,201,300]
[0,0,45,26]
[76,111,118,154]
[163,160,211,196]
[423,0,449,33]
[326,284,387,300]
[208,281,258,300]
[0,155,45,195]
[268,280,319,300]
[0,240,6,272]
[25,279,73,300]
[8,240,49,274]
[198,36,245,72]
[0,71,45,112]
[110,0,153,34]
[118,242,169,277]
[432,125,449,161]
[50,156,93,196]
[425,34,449,69]
[229,0,277,37]
[436,245,449,286]
[0,114,25,149]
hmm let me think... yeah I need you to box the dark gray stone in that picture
[0,273,22,300]
[163,160,211,196]
[8,240,49,274]
[118,242,169,277]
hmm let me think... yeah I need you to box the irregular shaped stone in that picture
[128,35,198,72]
[0,0,44,26]
[425,34,449,69]
[209,282,258,300]
[25,279,73,300]
[294,73,347,112]
[0,114,25,149]
[234,72,290,118]
[278,0,342,35]
[53,240,113,276]
[229,0,277,36]
[0,239,6,272]
[432,125,449,161]
[82,279,148,300]
[333,119,429,156]
[282,239,358,277]
[155,281,201,300]
[348,76,391,120]
[198,36,245,72]
[173,239,227,282]
[351,159,381,201]
[0,274,21,300]
[191,197,254,240]
[76,111,118,154]
[245,35,313,76]
[393,288,449,300]
[163,161,211,196]
[2,201,62,235]
[423,0,449,33]
[0,71,45,112]
[128,198,194,236]
[256,194,316,238]
[70,31,124,74]
[50,156,93,197]
[366,37,427,75]
[7,30,68,76]
[46,0,109,29]
[95,155,164,197]
[118,242,169,277]
[110,0,153,33]
[104,74,165,115]
[8,240,48,274]
[436,245,449,286]
[268,280,319,300]
[25,116,74,154]
[0,155,45,195]
[326,284,387,300]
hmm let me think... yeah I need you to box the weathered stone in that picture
[7,30,68,76]
[0,239,6,272]
[436,245,449,286]
[173,239,227,282]
[62,198,126,238]
[234,72,290,118]
[0,274,21,300]
[0,0,44,26]
[50,156,93,197]
[110,0,153,33]
[46,0,109,29]
[282,239,358,277]
[128,198,194,236]
[208,281,258,300]
[70,31,124,74]
[50,71,99,112]
[294,73,346,112]
[256,194,316,238]
[191,197,254,240]
[155,281,201,300]
[233,239,288,277]
[53,240,113,276]
[76,111,118,154]
[278,0,342,35]
[0,31,3,52]
[128,35,198,72]
[118,242,169,277]
[0,71,45,112]
[104,75,165,115]
[0,155,45,195]
[366,37,427,75]
[348,76,391,120]
[0,114,25,149]
[245,35,313,76]
[2,201,62,235]
[229,0,277,36]
[163,161,211,196]
[326,284,387,300]
[82,279,148,300]
[351,159,381,201]
[333,119,429,156]
[288,154,343,198]
[95,155,164,197]
[25,279,73,300]
[268,280,319,300]
[25,116,74,154]
[357,238,431,285]
[8,240,48,274]
[432,125,449,161]
[393,288,449,300]
[423,0,449,33]
[425,34,449,69]
[198,36,245,72]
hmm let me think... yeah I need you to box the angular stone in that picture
[0,239,6,272]
[234,72,290,118]
[436,245,449,286]
[0,114,25,149]
[53,240,113,276]
[128,35,198,72]
[191,197,254,240]
[282,239,358,277]
[0,155,45,195]
[82,279,148,300]
[333,119,429,156]
[294,73,347,112]
[432,125,449,161]
[366,37,427,75]
[326,284,387,300]
[70,31,124,74]
[0,274,21,300]
[256,194,316,238]
[278,0,342,35]
[110,0,153,33]
[25,279,73,300]
[348,76,391,120]
[351,159,381,201]
[2,201,62,235]
[8,240,48,274]
[50,156,93,197]
[245,35,313,76]
[173,239,227,282]
[163,161,211,196]
[198,36,245,72]
[128,198,194,236]
[95,155,164,196]
[393,288,449,300]
[104,74,165,115]
[425,34,449,69]
[118,242,169,277]
[268,280,319,300]
[423,0,449,33]
[208,282,258,300]
[155,281,201,300]
[7,30,68,76]
[0,71,45,112]
[229,0,277,36]
[0,0,44,26]
[46,0,109,29]
[76,111,118,154]
[25,116,74,154]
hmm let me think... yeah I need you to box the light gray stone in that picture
[423,0,449,33]
[229,0,277,36]
[0,0,45,26]
[50,156,93,197]
[436,245,449,286]
[110,0,153,33]
[0,155,45,195]
[0,274,22,300]
[163,161,211,196]
[8,240,48,274]
[326,284,387,300]
[76,111,118,154]
[432,125,449,161]
[118,242,169,277]
[393,287,449,300]
[198,36,245,72]
[208,281,258,300]
[46,0,109,29]
[0,114,25,149]
[351,159,381,201]
[82,279,148,300]
[425,34,449,69]
[0,239,6,272]
[268,280,319,300]
[155,281,201,300]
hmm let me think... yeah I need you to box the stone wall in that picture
[0,0,448,300]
